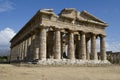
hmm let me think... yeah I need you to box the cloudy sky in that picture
[0,0,120,52]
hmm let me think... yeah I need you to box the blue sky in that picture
[0,0,120,52]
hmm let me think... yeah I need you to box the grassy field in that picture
[0,64,120,80]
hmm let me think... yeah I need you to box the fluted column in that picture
[91,34,98,60]
[39,27,46,60]
[80,32,86,60]
[62,41,66,58]
[100,35,106,61]
[54,29,61,59]
[28,36,33,60]
[61,33,64,59]
[10,48,13,61]
[86,40,90,60]
[18,44,20,60]
[68,31,75,59]
[23,41,26,60]
[33,32,39,60]
[24,40,27,59]
[47,31,54,59]
[19,43,22,60]
[31,35,35,60]
[77,34,81,59]
[21,42,24,60]
[26,37,31,60]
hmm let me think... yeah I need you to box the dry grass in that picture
[0,64,120,80]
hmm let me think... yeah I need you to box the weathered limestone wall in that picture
[106,51,120,64]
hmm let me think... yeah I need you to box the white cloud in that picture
[0,0,15,13]
[0,27,16,48]
[106,41,120,52]
[96,39,120,52]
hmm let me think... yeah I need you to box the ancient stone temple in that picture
[10,8,109,64]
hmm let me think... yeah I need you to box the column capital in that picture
[68,30,74,33]
[29,31,35,36]
[99,34,106,38]
[48,27,54,31]
[74,31,79,35]
[54,28,61,31]
[34,28,40,33]
[39,24,46,29]
[91,33,97,36]
[39,23,45,27]
[79,31,86,34]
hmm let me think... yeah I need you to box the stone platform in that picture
[30,59,111,65]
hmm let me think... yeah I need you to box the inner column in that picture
[47,30,54,59]
[75,34,81,59]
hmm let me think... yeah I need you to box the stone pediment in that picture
[59,8,107,26]
[59,8,77,19]
[39,9,58,17]
[77,10,106,24]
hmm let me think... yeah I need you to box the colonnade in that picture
[107,52,120,64]
[10,26,107,61]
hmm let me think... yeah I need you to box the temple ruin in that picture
[10,8,109,64]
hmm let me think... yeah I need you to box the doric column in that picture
[19,43,22,60]
[61,33,64,59]
[47,31,54,59]
[23,41,26,60]
[76,34,81,59]
[30,35,35,60]
[26,37,32,60]
[26,37,31,60]
[10,48,13,61]
[62,41,66,59]
[16,45,19,61]
[18,44,20,60]
[91,34,98,60]
[80,32,86,60]
[86,40,90,60]
[24,39,28,59]
[21,42,24,60]
[100,35,106,61]
[54,29,61,59]
[39,27,46,60]
[68,31,75,59]
[33,32,39,60]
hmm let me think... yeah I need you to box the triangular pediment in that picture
[77,10,106,24]
[59,8,77,19]
[59,8,107,26]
